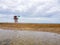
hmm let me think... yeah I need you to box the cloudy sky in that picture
[0,0,60,23]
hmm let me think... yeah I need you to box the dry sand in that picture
[0,23,60,33]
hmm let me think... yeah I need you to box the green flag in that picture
[18,16,20,17]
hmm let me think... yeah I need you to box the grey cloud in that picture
[0,0,60,18]
[0,9,21,15]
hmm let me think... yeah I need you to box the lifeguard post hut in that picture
[14,15,20,23]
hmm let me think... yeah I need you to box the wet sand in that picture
[0,29,60,45]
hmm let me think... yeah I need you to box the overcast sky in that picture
[0,0,60,23]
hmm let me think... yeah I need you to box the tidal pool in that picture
[0,29,60,45]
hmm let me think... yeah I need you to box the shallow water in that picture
[0,29,60,45]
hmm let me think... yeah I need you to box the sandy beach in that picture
[0,23,60,45]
